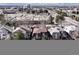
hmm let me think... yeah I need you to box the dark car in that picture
[60,31,74,40]
[51,31,74,40]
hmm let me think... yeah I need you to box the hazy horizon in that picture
[0,3,79,7]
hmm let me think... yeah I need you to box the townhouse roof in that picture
[3,9,16,14]
[13,26,32,33]
[32,25,48,34]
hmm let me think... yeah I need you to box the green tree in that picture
[0,14,5,24]
[55,15,65,26]
[56,10,62,14]
[75,16,79,21]
[39,9,43,13]
[6,21,16,27]
[27,9,30,13]
[15,31,25,40]
[71,15,75,19]
[56,10,67,16]
[48,15,54,24]
[43,9,48,13]
[0,14,4,17]
[31,10,35,14]
[61,12,67,16]
[41,35,48,40]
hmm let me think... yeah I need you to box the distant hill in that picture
[0,3,79,7]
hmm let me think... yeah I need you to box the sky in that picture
[0,0,79,3]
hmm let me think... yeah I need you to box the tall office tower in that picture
[27,4,31,9]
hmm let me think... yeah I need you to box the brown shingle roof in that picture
[39,26,48,32]
[32,25,48,34]
[33,28,40,34]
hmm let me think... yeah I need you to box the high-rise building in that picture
[27,4,31,8]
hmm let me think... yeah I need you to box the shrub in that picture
[15,31,25,40]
